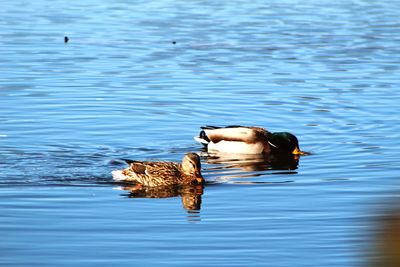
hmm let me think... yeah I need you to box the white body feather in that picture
[194,136,209,145]
[204,127,258,142]
[207,140,265,154]
[112,170,127,181]
[194,127,270,154]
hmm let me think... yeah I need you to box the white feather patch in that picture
[112,170,127,181]
[194,136,209,145]
[207,141,264,154]
[204,127,256,143]
[268,141,278,148]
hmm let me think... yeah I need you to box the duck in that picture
[194,125,305,155]
[112,152,204,187]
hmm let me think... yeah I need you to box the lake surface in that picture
[1,0,400,266]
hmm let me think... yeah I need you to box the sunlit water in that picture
[1,0,400,266]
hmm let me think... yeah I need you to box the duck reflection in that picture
[204,152,300,172]
[120,184,204,211]
[369,207,400,267]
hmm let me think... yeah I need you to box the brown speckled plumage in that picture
[113,153,204,187]
[124,184,204,211]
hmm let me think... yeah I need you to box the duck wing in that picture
[128,161,148,174]
[202,126,270,144]
[195,125,251,145]
[126,161,181,187]
[143,162,180,178]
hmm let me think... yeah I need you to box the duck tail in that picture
[194,130,210,146]
[112,170,127,181]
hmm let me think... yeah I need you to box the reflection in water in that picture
[120,184,203,212]
[202,152,301,184]
[369,206,400,267]
[204,153,300,171]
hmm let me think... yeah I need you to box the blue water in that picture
[1,0,400,266]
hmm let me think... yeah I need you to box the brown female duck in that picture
[112,153,204,187]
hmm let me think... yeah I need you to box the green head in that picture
[268,132,304,155]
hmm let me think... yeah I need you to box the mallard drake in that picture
[194,125,305,155]
[112,153,204,187]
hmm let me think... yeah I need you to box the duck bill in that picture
[292,147,305,155]
[195,171,204,184]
